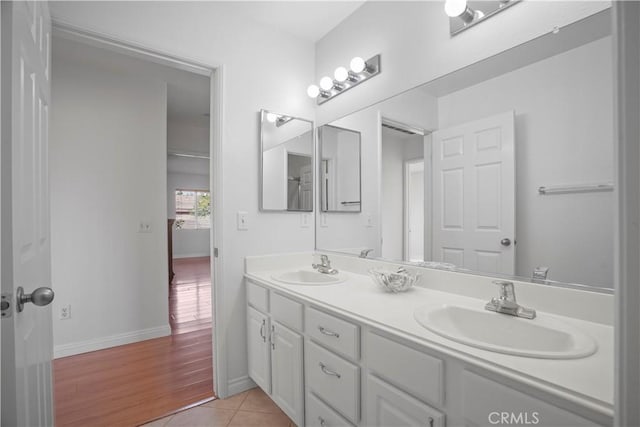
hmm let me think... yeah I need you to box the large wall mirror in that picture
[260,110,314,212]
[318,125,362,212]
[316,10,614,290]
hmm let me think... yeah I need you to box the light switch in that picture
[237,211,248,230]
[320,213,328,228]
[365,213,373,228]
[300,213,311,228]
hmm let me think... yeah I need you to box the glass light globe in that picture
[307,84,320,98]
[334,66,348,82]
[320,76,334,91]
[350,57,366,73]
[444,0,467,17]
[266,113,277,123]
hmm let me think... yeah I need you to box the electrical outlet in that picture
[138,220,152,233]
[60,304,71,320]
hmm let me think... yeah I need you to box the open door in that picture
[1,1,55,425]
[431,111,515,275]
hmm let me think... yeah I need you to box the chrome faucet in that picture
[312,255,338,275]
[485,280,536,319]
[359,249,374,258]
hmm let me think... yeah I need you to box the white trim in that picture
[227,376,257,397]
[50,20,226,399]
[173,252,211,259]
[53,325,171,359]
[613,2,640,426]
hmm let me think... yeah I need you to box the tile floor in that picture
[141,387,295,427]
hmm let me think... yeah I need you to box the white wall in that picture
[168,117,209,155]
[50,1,316,392]
[50,44,169,357]
[315,1,610,125]
[437,37,613,287]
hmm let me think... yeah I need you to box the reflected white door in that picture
[432,111,515,274]
[404,160,424,262]
[1,1,54,426]
[300,163,312,210]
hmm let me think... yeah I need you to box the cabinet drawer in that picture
[366,332,444,407]
[462,370,604,426]
[306,307,359,360]
[247,281,269,313]
[306,392,354,427]
[271,292,303,332]
[366,374,445,427]
[306,340,359,424]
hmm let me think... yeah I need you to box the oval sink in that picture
[414,304,597,359]
[272,270,345,286]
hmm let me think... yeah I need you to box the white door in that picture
[404,160,424,262]
[366,375,445,427]
[270,321,303,426]
[432,111,515,275]
[1,1,54,426]
[247,306,271,393]
[300,163,312,211]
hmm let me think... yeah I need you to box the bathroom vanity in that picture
[244,253,613,427]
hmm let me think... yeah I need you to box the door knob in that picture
[500,238,512,247]
[16,286,54,312]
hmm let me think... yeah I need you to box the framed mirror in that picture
[318,124,362,212]
[315,11,614,290]
[260,109,314,212]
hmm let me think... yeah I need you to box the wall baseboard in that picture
[173,252,211,259]
[54,324,172,359]
[227,376,256,398]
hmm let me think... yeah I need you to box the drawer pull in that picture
[318,416,327,427]
[319,362,341,378]
[318,326,340,338]
[428,416,434,427]
[259,319,266,342]
[270,325,275,350]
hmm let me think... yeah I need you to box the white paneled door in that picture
[1,1,54,426]
[432,111,515,275]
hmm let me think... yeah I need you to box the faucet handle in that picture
[320,254,330,266]
[492,280,516,301]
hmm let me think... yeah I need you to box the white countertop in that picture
[245,263,614,419]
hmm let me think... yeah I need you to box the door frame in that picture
[50,21,228,398]
[403,158,424,262]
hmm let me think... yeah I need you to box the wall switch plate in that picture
[138,220,152,233]
[237,211,249,230]
[60,304,71,320]
[300,213,311,228]
[365,213,374,227]
[320,214,328,227]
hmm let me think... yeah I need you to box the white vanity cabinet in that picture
[245,277,612,427]
[246,282,304,426]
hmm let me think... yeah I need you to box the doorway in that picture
[48,26,220,425]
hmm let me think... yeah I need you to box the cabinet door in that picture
[271,321,304,426]
[366,375,445,427]
[247,306,271,393]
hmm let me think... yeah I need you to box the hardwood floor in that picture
[54,257,214,426]
[170,257,212,334]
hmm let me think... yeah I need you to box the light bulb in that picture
[334,66,348,82]
[266,113,278,123]
[307,84,320,98]
[444,0,467,17]
[320,76,334,91]
[350,57,366,73]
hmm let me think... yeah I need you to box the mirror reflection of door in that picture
[380,122,426,261]
[287,153,312,211]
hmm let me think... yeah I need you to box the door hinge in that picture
[1,293,13,318]
[214,248,219,258]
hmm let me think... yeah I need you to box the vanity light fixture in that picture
[445,0,520,36]
[265,112,293,127]
[307,54,381,105]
